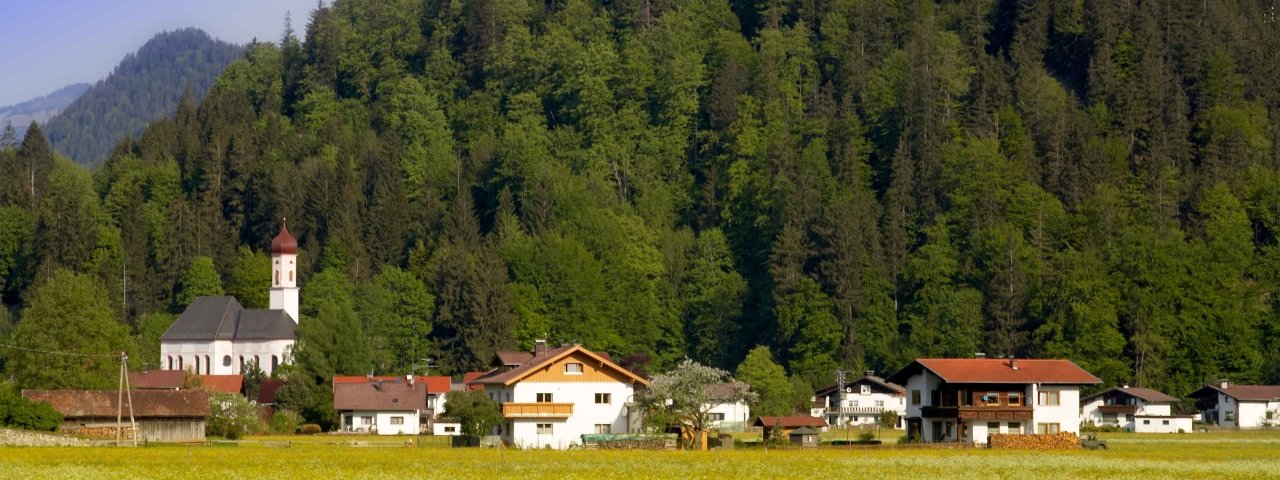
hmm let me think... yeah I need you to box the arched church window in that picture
[289,271,294,282]
[195,356,201,373]
[239,356,245,373]
[168,356,173,370]
[178,356,184,370]
[255,355,261,367]
[205,356,211,374]
[275,271,280,286]
[272,355,279,371]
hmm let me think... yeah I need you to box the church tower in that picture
[270,220,300,323]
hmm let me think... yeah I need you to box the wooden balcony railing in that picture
[1098,405,1138,415]
[828,406,886,415]
[501,402,574,418]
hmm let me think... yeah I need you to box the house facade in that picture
[159,224,299,376]
[1190,381,1280,428]
[470,342,648,449]
[887,358,1101,444]
[1081,386,1191,433]
[814,373,906,428]
[333,377,426,435]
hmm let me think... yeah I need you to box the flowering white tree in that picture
[635,359,757,449]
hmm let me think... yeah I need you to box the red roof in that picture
[753,416,828,429]
[887,358,1101,385]
[332,382,426,411]
[270,223,297,255]
[129,370,185,389]
[23,390,210,418]
[462,372,486,391]
[197,375,243,395]
[257,379,286,404]
[421,376,450,393]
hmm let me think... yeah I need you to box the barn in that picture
[22,389,210,443]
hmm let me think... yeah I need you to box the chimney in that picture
[974,352,986,358]
[1122,384,1129,389]
[1010,357,1018,370]
[534,339,547,356]
[407,375,415,387]
[1220,379,1230,389]
[865,369,876,378]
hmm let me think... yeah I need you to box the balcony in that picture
[501,402,574,418]
[1098,405,1138,415]
[921,405,1032,420]
[829,406,886,415]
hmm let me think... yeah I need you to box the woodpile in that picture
[581,434,678,450]
[63,425,136,440]
[988,432,1081,450]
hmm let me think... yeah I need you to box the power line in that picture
[0,343,121,358]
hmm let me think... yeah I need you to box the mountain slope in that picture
[0,84,90,138]
[43,28,243,166]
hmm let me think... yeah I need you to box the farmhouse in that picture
[814,371,906,428]
[333,376,427,435]
[888,358,1101,444]
[159,223,299,376]
[1081,386,1191,433]
[1189,381,1280,428]
[22,389,209,442]
[469,341,648,449]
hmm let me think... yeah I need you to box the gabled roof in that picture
[161,296,295,342]
[815,375,905,397]
[23,390,210,418]
[496,351,534,367]
[1083,387,1180,404]
[887,358,1102,385]
[461,372,486,391]
[333,375,451,394]
[469,344,648,386]
[197,375,243,395]
[1189,384,1280,402]
[129,370,185,390]
[332,381,426,411]
[753,416,828,429]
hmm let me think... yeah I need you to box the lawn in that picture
[1,431,1279,479]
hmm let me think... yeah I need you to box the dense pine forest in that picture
[3,0,1280,419]
[43,28,244,166]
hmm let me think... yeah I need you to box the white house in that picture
[887,358,1101,444]
[814,372,906,428]
[1189,381,1280,428]
[705,384,751,431]
[333,377,426,435]
[1081,386,1192,433]
[159,223,299,376]
[470,342,648,449]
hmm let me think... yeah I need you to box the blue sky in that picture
[0,0,318,106]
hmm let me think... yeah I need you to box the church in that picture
[159,223,300,375]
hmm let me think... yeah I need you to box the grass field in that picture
[2,431,1279,479]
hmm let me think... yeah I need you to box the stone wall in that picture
[0,428,93,447]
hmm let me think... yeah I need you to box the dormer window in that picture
[565,363,583,374]
[861,385,870,395]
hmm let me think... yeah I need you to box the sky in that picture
[0,0,319,106]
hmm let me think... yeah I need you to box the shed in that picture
[753,415,828,441]
[789,426,820,447]
[22,390,209,443]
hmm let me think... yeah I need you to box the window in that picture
[205,356,211,374]
[195,356,201,373]
[178,356,183,370]
[875,400,885,407]
[911,390,922,405]
[1142,420,1150,425]
[1008,422,1022,432]
[536,423,553,435]
[167,356,173,370]
[983,392,999,406]
[860,385,870,395]
[274,271,280,286]
[1162,420,1169,426]
[987,422,1000,431]
[565,363,584,374]
[853,400,860,407]
[289,271,294,282]
[361,416,373,425]
[222,355,232,367]
[1008,392,1022,406]
[595,393,611,404]
[537,393,554,403]
[595,424,611,434]
[1037,423,1060,434]
[444,426,456,433]
[708,413,725,422]
[390,417,404,425]
[272,355,279,371]
[239,356,245,372]
[1038,391,1060,406]
[1226,411,1235,421]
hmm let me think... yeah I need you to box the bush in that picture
[0,382,62,431]
[270,410,302,434]
[299,424,322,435]
[207,393,264,439]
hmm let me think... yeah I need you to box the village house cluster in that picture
[18,224,1280,446]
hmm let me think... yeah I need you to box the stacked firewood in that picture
[988,432,1081,450]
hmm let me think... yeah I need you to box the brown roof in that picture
[815,375,905,397]
[129,370,185,389]
[197,375,243,395]
[887,358,1102,385]
[496,351,534,367]
[1083,387,1180,403]
[332,381,426,411]
[1192,384,1280,402]
[333,375,451,393]
[22,390,210,418]
[469,345,648,386]
[753,416,828,429]
[257,379,286,404]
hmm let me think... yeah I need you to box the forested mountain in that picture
[0,84,90,139]
[42,28,244,166]
[3,0,1280,420]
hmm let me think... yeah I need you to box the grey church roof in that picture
[161,296,296,342]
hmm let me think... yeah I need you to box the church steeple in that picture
[269,220,300,323]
